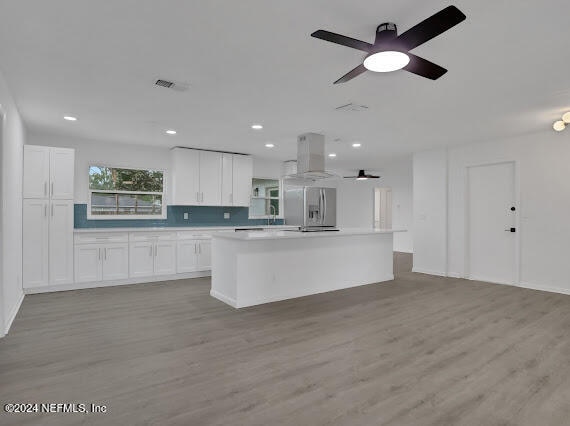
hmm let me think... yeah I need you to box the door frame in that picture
[464,160,520,284]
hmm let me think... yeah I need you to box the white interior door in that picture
[467,162,517,284]
[374,187,392,229]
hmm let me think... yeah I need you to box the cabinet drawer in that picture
[129,232,176,242]
[75,232,129,244]
[177,231,212,240]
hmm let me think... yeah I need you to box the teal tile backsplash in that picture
[74,204,283,228]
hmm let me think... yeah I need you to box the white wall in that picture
[337,157,413,253]
[0,68,25,336]
[412,149,448,275]
[414,131,570,293]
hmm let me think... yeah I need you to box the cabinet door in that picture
[74,245,102,283]
[199,150,222,206]
[196,240,212,270]
[49,200,74,285]
[176,240,198,273]
[23,199,49,288]
[221,153,234,206]
[233,155,253,207]
[102,244,129,281]
[129,242,154,278]
[50,148,75,199]
[154,240,176,275]
[23,145,50,199]
[171,148,200,205]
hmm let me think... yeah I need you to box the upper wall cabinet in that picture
[23,145,75,200]
[171,148,252,207]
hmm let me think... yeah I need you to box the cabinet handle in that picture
[154,245,157,257]
[105,248,108,260]
[44,205,47,217]
[98,248,101,261]
[51,204,54,217]
[51,182,54,197]
[194,243,197,254]
[198,243,201,254]
[44,182,47,197]
[149,245,153,257]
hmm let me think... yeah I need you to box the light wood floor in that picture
[2,254,570,426]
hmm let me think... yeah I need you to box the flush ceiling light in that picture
[265,143,274,148]
[553,120,566,132]
[352,143,362,148]
[165,130,177,135]
[363,51,410,73]
[63,116,77,121]
[251,124,263,130]
[563,111,570,124]
[328,153,337,157]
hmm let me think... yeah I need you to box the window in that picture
[88,166,166,219]
[249,178,282,218]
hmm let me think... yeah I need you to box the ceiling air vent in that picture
[154,79,189,92]
[155,79,174,88]
[335,103,369,112]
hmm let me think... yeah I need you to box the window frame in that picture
[87,164,167,220]
[248,177,284,219]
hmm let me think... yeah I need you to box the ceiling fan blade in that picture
[311,30,373,52]
[333,64,367,84]
[403,53,447,80]
[396,6,466,51]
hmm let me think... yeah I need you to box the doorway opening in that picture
[373,187,392,229]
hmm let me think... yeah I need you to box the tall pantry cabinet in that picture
[23,145,75,289]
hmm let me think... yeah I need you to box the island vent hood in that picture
[284,133,337,181]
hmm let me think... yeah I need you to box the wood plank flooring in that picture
[1,254,570,425]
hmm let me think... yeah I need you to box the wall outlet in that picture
[183,212,189,220]
[224,212,230,219]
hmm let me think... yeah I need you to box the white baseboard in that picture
[210,290,237,308]
[24,271,211,294]
[516,282,570,296]
[446,272,463,278]
[394,250,413,254]
[3,291,25,336]
[412,268,447,277]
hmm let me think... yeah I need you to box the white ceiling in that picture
[1,0,569,170]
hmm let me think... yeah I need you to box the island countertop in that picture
[212,228,406,241]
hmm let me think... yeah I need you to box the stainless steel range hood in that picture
[283,133,337,181]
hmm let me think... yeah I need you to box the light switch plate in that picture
[224,212,230,219]
[183,212,189,220]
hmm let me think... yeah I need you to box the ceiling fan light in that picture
[356,176,368,180]
[553,120,566,132]
[562,112,570,124]
[363,51,410,72]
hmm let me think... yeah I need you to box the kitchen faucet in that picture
[268,204,276,226]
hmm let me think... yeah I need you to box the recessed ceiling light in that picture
[328,153,337,158]
[363,51,410,72]
[352,143,362,148]
[265,143,274,148]
[562,112,570,124]
[553,120,566,132]
[166,130,177,135]
[63,116,77,121]
[251,124,263,130]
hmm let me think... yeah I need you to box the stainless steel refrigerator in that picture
[284,187,337,231]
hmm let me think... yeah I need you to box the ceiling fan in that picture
[311,5,466,84]
[344,170,380,180]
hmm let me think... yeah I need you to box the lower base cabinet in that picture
[177,238,211,273]
[129,232,176,278]
[74,233,129,283]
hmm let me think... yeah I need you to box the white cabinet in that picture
[171,148,251,207]
[129,233,176,277]
[24,145,74,199]
[48,200,74,285]
[171,148,222,206]
[177,232,212,273]
[74,233,129,283]
[233,155,253,207]
[23,199,49,287]
[221,153,253,207]
[23,145,75,289]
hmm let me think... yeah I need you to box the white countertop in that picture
[73,225,298,234]
[212,228,406,241]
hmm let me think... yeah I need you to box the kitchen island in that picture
[210,228,404,308]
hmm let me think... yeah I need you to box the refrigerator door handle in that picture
[322,189,326,225]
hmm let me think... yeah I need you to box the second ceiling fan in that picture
[311,5,466,84]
